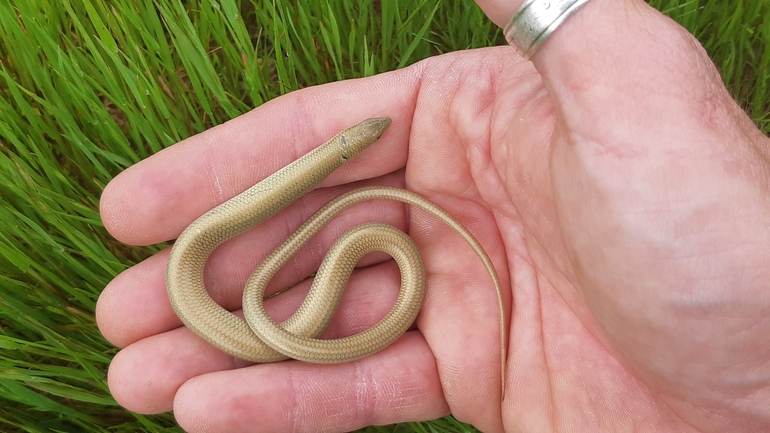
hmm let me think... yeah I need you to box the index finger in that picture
[99,69,420,246]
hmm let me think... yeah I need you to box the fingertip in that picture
[96,251,178,347]
[99,174,130,244]
[100,159,192,245]
[107,326,246,415]
[95,274,127,347]
[107,346,175,414]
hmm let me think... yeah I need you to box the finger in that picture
[100,68,421,246]
[476,0,763,145]
[97,174,407,347]
[96,250,170,347]
[473,0,517,27]
[107,261,406,414]
[173,333,448,433]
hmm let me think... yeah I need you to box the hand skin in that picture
[97,0,770,431]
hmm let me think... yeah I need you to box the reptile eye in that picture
[341,155,349,161]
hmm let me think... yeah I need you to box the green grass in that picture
[0,0,767,431]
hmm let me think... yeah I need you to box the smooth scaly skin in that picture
[167,117,507,389]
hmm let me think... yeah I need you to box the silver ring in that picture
[504,0,592,59]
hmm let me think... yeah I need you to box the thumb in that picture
[478,0,761,149]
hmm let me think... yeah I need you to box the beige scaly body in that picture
[166,117,507,393]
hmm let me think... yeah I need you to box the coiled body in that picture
[166,117,506,378]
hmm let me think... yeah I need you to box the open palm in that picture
[97,1,770,432]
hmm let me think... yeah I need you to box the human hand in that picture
[97,0,770,432]
[475,0,770,431]
[96,54,516,431]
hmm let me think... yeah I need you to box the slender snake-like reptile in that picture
[167,117,507,395]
